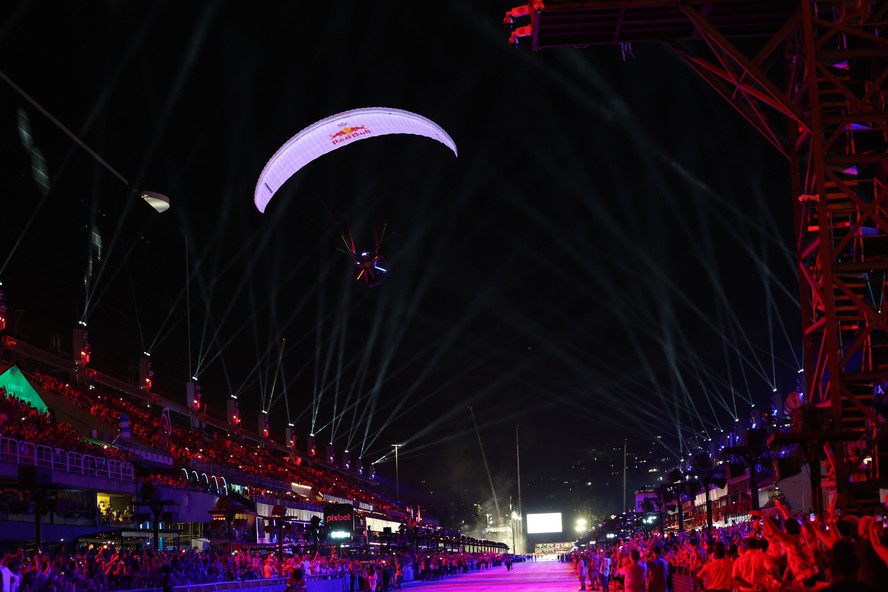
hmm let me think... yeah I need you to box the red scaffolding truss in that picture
[505,0,888,513]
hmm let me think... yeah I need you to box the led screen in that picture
[526,512,563,534]
[324,503,355,541]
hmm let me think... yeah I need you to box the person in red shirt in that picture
[697,541,733,592]
[732,536,771,592]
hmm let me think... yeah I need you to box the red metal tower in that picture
[505,0,888,512]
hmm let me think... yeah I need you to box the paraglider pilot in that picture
[353,251,387,288]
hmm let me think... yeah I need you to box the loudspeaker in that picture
[774,456,802,480]
[691,453,712,472]
[728,463,747,479]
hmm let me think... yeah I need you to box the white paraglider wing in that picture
[254,107,458,213]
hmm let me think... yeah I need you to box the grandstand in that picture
[0,334,507,560]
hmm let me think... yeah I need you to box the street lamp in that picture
[392,444,403,503]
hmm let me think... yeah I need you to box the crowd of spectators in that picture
[6,369,888,592]
[565,498,888,592]
[338,549,509,592]
[0,545,339,591]
[31,369,401,514]
[0,386,129,464]
[1,372,518,592]
[0,544,516,592]
[0,373,411,541]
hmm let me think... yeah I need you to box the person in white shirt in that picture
[599,550,612,592]
[0,561,21,592]
[619,548,648,592]
[576,552,588,591]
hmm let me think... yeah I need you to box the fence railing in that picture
[109,574,348,592]
[0,436,134,481]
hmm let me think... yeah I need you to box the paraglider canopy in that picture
[254,107,458,213]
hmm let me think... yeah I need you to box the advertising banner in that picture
[324,503,355,541]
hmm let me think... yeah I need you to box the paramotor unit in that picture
[340,226,388,288]
[353,250,387,288]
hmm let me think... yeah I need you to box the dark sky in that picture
[0,1,801,518]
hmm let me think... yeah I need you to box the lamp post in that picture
[392,444,403,503]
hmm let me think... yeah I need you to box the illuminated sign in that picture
[534,541,574,554]
[526,512,563,534]
[324,503,354,542]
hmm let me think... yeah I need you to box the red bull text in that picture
[330,125,371,145]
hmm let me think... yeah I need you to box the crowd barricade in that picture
[0,436,134,481]
[0,437,16,462]
[69,450,84,473]
[18,439,35,464]
[84,453,98,476]
[110,575,347,592]
[307,575,348,592]
[35,442,53,467]
[672,572,697,592]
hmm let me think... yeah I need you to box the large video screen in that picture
[526,512,563,534]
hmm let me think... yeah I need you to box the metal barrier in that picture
[109,575,346,592]
[70,450,84,474]
[0,436,134,481]
[673,572,697,592]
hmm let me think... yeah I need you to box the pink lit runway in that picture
[402,560,581,591]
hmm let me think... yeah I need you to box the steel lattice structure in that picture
[505,0,888,512]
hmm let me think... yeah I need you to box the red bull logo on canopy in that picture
[329,124,370,145]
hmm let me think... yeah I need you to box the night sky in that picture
[1,2,801,521]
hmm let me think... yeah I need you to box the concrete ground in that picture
[402,559,583,591]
